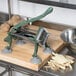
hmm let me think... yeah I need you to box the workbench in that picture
[0,24,65,71]
[0,46,76,76]
[0,21,76,76]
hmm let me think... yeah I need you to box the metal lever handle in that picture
[12,7,53,30]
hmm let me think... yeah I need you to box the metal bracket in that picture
[2,47,12,53]
[43,47,54,54]
[30,56,42,64]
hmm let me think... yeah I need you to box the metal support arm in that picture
[33,40,39,57]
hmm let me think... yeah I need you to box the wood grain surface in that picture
[0,25,65,71]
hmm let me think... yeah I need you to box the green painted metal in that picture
[4,7,53,58]
[12,7,53,30]
[32,40,39,57]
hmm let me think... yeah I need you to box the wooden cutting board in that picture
[0,25,65,71]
